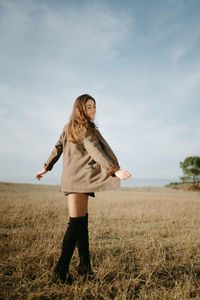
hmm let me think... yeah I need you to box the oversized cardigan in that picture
[44,124,120,192]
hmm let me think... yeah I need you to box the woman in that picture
[35,94,132,284]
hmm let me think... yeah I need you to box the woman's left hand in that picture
[114,169,132,180]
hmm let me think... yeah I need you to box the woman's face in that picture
[85,99,96,120]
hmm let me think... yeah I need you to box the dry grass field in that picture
[0,182,200,300]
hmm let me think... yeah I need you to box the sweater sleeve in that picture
[44,126,66,171]
[83,132,120,176]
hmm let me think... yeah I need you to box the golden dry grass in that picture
[0,182,200,300]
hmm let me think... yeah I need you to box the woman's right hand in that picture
[35,168,48,181]
[115,169,132,181]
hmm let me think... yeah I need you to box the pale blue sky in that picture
[0,0,200,186]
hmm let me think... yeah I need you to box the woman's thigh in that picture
[67,193,88,218]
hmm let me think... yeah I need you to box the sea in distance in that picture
[0,177,179,187]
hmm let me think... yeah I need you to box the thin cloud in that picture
[0,0,133,62]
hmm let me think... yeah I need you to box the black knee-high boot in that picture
[76,213,93,276]
[54,216,85,283]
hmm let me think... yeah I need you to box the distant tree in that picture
[180,156,200,189]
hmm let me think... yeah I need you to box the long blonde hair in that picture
[66,94,98,144]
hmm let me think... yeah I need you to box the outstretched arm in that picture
[35,126,66,181]
[43,127,66,171]
[83,132,120,176]
[83,132,132,180]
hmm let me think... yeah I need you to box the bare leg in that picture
[68,193,88,218]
